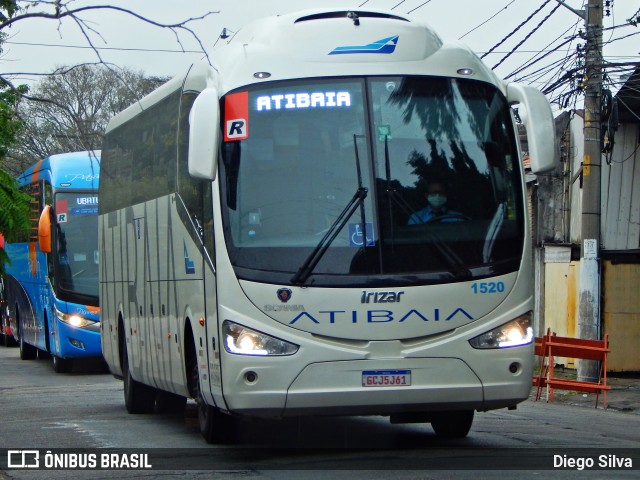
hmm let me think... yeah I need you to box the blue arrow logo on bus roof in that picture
[329,35,399,55]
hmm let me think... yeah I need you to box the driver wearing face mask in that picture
[408,180,463,225]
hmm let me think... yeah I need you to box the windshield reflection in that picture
[55,193,99,299]
[219,76,524,286]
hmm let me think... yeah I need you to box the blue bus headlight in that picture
[469,313,533,349]
[55,307,98,329]
[222,321,299,356]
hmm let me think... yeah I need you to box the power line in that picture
[491,1,563,70]
[391,0,408,10]
[481,0,552,59]
[458,0,517,40]
[407,0,434,15]
[4,40,203,54]
[505,22,581,80]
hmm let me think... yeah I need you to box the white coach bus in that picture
[99,9,556,443]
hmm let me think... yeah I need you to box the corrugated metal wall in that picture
[601,123,640,250]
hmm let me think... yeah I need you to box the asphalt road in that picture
[0,345,638,479]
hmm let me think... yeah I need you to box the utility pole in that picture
[578,0,603,383]
[555,0,603,382]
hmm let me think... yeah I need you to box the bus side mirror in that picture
[188,87,220,181]
[38,205,52,253]
[506,83,557,173]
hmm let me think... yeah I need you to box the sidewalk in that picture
[529,370,640,414]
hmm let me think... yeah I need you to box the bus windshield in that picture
[219,76,524,286]
[54,192,99,298]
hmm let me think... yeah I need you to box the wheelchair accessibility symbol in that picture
[349,223,375,247]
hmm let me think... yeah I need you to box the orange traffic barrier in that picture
[533,328,611,408]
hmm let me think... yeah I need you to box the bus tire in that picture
[18,324,37,360]
[430,410,474,439]
[52,355,73,373]
[186,334,234,444]
[193,368,234,444]
[155,391,187,414]
[122,343,156,414]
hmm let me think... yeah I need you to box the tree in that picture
[0,69,30,274]
[0,1,217,270]
[0,1,217,173]
[0,1,217,84]
[7,65,167,173]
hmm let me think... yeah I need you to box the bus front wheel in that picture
[430,410,474,439]
[187,338,234,444]
[122,343,156,414]
[52,355,73,373]
[18,320,37,360]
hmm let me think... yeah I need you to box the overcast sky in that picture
[2,0,638,104]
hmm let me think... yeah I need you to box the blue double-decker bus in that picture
[2,151,101,372]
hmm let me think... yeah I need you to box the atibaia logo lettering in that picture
[288,307,473,325]
[329,35,399,55]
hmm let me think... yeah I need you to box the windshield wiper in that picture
[426,231,472,280]
[291,134,369,285]
[291,186,368,285]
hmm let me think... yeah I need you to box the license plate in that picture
[362,370,411,387]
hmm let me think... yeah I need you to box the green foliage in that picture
[0,1,18,24]
[0,82,27,156]
[0,168,30,274]
[0,19,29,274]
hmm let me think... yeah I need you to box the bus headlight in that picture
[469,313,533,349]
[55,307,97,329]
[222,321,299,356]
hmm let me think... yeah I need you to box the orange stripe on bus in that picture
[31,160,44,182]
[29,242,37,277]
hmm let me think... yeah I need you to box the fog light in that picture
[68,338,85,350]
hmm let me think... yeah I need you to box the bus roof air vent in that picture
[294,11,410,24]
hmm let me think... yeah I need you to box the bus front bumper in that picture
[56,321,102,358]
[221,355,532,417]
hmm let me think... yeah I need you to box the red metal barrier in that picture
[533,328,611,408]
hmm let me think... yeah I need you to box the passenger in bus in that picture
[408,180,465,224]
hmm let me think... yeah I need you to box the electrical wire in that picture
[481,0,551,59]
[491,2,562,70]
[505,28,580,80]
[407,0,434,15]
[4,40,203,54]
[458,0,517,40]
